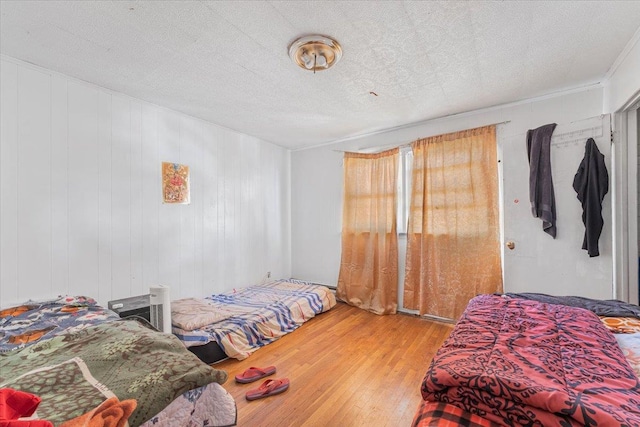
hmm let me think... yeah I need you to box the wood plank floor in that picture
[215,302,454,427]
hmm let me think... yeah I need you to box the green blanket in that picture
[0,318,228,426]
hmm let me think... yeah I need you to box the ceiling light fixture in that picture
[288,35,342,73]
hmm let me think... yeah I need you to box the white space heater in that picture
[149,285,172,333]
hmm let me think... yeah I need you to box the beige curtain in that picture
[403,126,503,320]
[337,148,399,315]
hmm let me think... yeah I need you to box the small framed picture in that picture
[162,162,190,204]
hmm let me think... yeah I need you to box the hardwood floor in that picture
[215,302,454,427]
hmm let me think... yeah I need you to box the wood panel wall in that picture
[0,57,291,308]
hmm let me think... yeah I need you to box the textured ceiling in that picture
[1,1,639,149]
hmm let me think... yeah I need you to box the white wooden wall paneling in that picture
[268,146,277,275]
[98,91,113,304]
[265,145,276,276]
[215,126,226,291]
[179,116,196,297]
[240,136,252,283]
[279,147,292,278]
[255,140,267,280]
[0,58,291,308]
[201,121,217,295]
[238,136,248,284]
[140,104,159,290]
[222,133,235,285]
[130,103,143,297]
[1,61,19,305]
[234,135,244,282]
[51,75,69,296]
[231,135,242,283]
[191,120,204,297]
[19,67,52,298]
[157,109,181,300]
[110,96,132,300]
[67,82,99,299]
[268,145,281,275]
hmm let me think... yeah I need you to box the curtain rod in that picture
[331,120,511,153]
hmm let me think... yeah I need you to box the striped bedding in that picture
[172,279,336,360]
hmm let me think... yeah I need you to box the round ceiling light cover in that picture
[288,35,342,72]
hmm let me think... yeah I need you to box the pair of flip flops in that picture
[234,366,289,401]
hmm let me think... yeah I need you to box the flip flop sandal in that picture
[235,366,277,384]
[245,378,290,401]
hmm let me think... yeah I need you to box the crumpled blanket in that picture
[504,292,640,318]
[171,298,252,331]
[422,294,640,426]
[59,397,136,427]
[139,383,236,427]
[0,319,227,426]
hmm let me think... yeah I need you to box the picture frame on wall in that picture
[162,162,190,204]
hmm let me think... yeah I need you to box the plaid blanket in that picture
[173,279,336,359]
[412,401,497,427]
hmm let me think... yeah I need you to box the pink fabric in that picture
[421,295,640,426]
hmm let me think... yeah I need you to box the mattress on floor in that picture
[1,297,236,426]
[416,294,640,426]
[172,279,336,360]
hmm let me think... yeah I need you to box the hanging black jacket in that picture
[573,138,609,257]
[527,123,557,238]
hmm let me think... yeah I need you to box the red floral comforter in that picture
[421,294,640,426]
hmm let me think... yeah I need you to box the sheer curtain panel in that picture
[403,126,503,320]
[337,149,399,315]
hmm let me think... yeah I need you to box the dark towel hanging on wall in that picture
[527,123,557,238]
[573,138,609,257]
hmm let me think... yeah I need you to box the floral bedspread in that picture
[0,295,118,352]
[0,318,228,426]
[616,333,640,378]
[140,383,237,427]
[421,294,640,426]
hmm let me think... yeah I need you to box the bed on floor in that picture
[0,296,237,427]
[171,279,336,362]
[412,293,640,427]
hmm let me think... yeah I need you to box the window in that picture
[397,147,413,234]
[342,150,399,234]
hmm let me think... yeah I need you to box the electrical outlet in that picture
[267,271,271,278]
